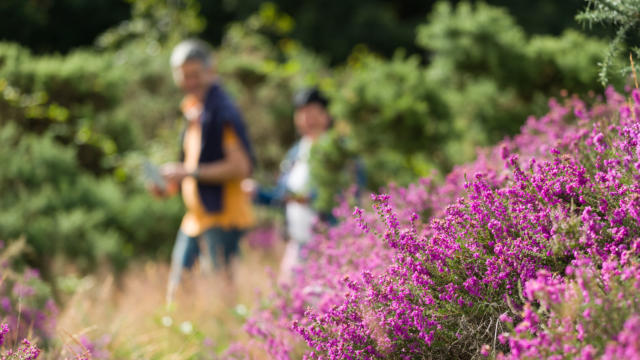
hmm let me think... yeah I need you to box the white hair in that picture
[170,38,214,68]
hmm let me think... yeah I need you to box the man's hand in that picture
[147,183,167,198]
[147,181,179,198]
[241,178,257,197]
[161,162,189,184]
[285,192,311,204]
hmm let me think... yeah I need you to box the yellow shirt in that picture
[179,96,254,237]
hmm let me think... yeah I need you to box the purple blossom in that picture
[238,87,640,359]
[0,323,9,347]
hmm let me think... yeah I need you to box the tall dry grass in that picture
[55,241,284,359]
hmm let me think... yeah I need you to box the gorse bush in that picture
[0,16,188,274]
[240,86,640,358]
[0,122,183,274]
[0,41,183,164]
[311,1,621,212]
[577,0,640,86]
[416,1,618,143]
[328,52,451,188]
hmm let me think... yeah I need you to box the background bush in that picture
[0,0,628,281]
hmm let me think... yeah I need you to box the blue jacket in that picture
[255,141,303,207]
[180,83,255,213]
[255,138,367,223]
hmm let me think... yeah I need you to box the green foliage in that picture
[417,2,529,86]
[309,130,361,213]
[96,0,205,50]
[0,44,125,152]
[306,1,620,211]
[335,53,450,157]
[526,29,609,91]
[0,124,114,271]
[0,39,186,169]
[324,51,450,197]
[0,4,309,277]
[0,0,628,277]
[215,6,331,182]
[576,0,640,85]
[0,39,185,276]
[0,123,183,274]
[417,1,617,142]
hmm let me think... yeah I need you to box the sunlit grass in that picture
[56,241,284,359]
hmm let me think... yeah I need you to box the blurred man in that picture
[253,88,331,283]
[152,39,255,304]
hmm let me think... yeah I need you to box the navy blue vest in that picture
[181,83,255,213]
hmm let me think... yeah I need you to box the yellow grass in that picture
[55,241,285,359]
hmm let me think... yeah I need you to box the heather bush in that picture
[498,256,640,359]
[296,88,639,358]
[244,189,397,359]
[0,322,100,360]
[0,330,41,360]
[239,85,640,359]
[0,239,116,359]
[0,240,57,346]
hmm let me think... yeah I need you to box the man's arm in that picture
[196,140,251,183]
[161,139,251,184]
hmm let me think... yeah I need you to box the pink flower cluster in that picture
[242,86,640,359]
[0,319,107,360]
[0,325,40,360]
[0,264,57,345]
[498,253,640,359]
[1,259,109,359]
[243,188,399,359]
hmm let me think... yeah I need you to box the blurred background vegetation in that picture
[1,0,626,62]
[0,0,633,283]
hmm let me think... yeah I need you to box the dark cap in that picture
[293,87,328,109]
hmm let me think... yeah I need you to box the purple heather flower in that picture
[0,323,9,346]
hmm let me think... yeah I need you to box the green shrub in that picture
[0,123,183,275]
